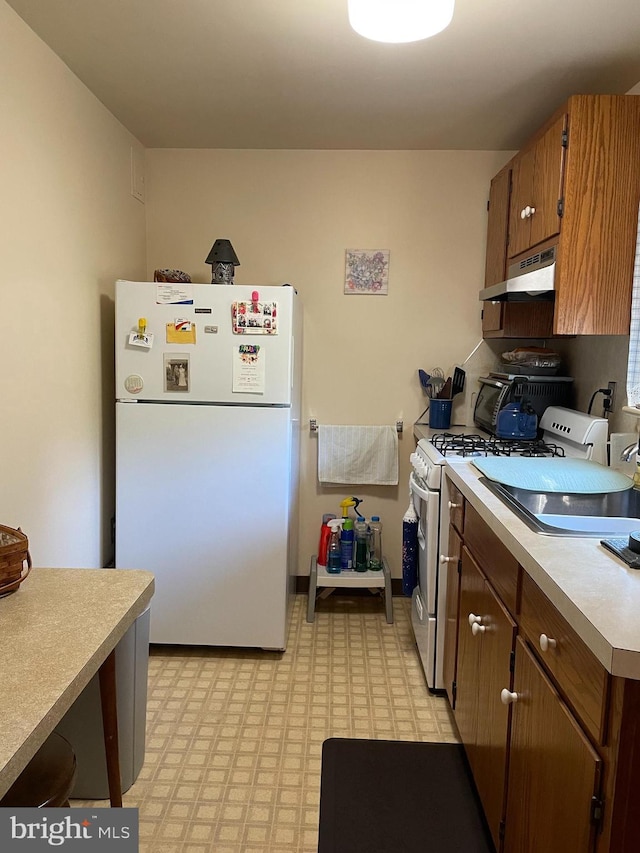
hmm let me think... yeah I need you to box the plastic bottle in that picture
[326,519,343,574]
[317,513,337,567]
[402,498,418,595]
[340,518,355,570]
[368,516,383,570]
[354,516,369,572]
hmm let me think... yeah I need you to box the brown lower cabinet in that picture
[455,546,516,849]
[504,637,601,852]
[442,473,640,852]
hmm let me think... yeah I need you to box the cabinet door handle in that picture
[448,501,462,510]
[521,204,536,219]
[440,555,457,564]
[501,688,519,705]
[468,612,482,626]
[520,207,527,220]
[471,622,486,636]
[539,633,557,652]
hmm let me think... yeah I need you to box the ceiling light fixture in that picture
[348,0,455,44]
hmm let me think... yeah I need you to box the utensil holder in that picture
[429,399,452,429]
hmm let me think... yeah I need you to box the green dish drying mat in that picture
[472,457,633,493]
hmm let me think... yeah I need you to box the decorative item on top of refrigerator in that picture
[115,280,301,649]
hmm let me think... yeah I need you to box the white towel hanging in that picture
[317,425,398,485]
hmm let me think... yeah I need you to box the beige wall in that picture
[0,1,146,567]
[145,148,511,576]
[9,0,631,578]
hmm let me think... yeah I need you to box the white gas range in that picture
[409,406,610,691]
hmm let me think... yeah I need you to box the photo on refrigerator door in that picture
[164,354,190,392]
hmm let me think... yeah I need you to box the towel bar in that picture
[310,419,403,434]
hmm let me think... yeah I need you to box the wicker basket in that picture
[0,525,31,596]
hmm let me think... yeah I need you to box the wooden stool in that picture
[1,732,77,808]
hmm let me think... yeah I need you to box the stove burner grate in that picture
[486,438,565,458]
[430,433,490,457]
[430,433,566,458]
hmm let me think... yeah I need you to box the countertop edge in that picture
[0,568,155,795]
[445,464,640,680]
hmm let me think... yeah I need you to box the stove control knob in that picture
[410,452,418,466]
[539,633,557,652]
[501,689,519,705]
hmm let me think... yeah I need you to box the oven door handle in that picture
[409,472,433,502]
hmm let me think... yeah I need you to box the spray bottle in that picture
[339,496,363,520]
[326,519,343,574]
[317,513,337,568]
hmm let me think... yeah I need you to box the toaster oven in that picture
[473,374,574,434]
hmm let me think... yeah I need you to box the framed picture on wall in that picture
[344,249,390,295]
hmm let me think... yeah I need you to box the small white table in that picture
[306,556,393,624]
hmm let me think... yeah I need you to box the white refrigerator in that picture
[115,280,302,649]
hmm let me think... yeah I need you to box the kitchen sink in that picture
[479,477,640,537]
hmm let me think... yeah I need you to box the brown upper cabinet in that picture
[508,114,566,259]
[482,95,640,338]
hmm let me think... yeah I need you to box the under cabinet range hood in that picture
[480,246,556,302]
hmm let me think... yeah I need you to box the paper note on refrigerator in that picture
[232,344,265,393]
[156,284,194,305]
[166,321,196,344]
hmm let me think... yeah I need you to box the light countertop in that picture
[446,463,640,680]
[0,567,154,797]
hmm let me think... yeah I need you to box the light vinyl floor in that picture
[74,594,458,852]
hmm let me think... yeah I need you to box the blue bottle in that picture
[340,518,355,570]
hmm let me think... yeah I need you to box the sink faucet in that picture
[620,442,639,462]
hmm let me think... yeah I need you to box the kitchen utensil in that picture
[428,368,445,397]
[437,377,453,399]
[452,366,466,397]
[418,370,431,395]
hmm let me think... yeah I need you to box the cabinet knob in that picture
[471,621,486,636]
[520,207,527,220]
[448,501,462,510]
[468,612,482,626]
[501,688,519,705]
[521,205,536,219]
[440,555,457,564]
[539,633,557,652]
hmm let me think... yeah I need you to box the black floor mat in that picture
[318,738,495,853]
